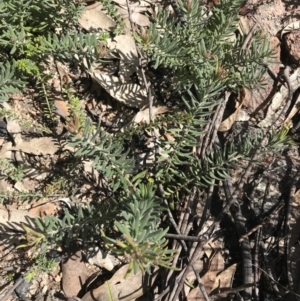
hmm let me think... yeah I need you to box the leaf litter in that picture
[1,0,300,301]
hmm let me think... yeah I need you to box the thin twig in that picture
[0,276,24,301]
[274,65,294,129]
[239,202,284,243]
[165,233,207,242]
[241,23,258,51]
[199,101,223,158]
[170,239,210,301]
[199,92,230,158]
[206,91,231,154]
[283,178,297,292]
[261,242,280,293]
[253,229,261,301]
[209,284,256,300]
[223,179,253,301]
[193,265,211,301]
[254,264,300,298]
[125,0,153,121]
[169,183,216,301]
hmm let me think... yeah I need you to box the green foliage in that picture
[102,184,177,275]
[68,119,135,192]
[0,0,99,107]
[24,254,58,282]
[0,158,25,182]
[136,0,273,94]
[1,0,296,279]
[0,62,25,102]
[6,272,14,282]
[0,0,85,57]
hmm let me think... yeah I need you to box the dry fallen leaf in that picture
[112,0,152,6]
[54,99,69,118]
[78,3,116,32]
[281,21,300,38]
[29,199,58,218]
[92,73,148,108]
[187,242,225,301]
[56,61,72,86]
[0,207,38,233]
[106,34,140,80]
[238,16,251,35]
[243,37,280,115]
[219,88,245,132]
[82,264,158,301]
[117,6,150,27]
[125,106,170,128]
[210,263,237,295]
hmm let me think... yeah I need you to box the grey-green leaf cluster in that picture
[68,119,135,192]
[102,183,177,275]
[137,0,273,94]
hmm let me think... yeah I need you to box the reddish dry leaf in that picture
[29,199,58,218]
[54,99,69,118]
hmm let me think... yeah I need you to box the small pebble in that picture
[47,250,62,263]
[42,284,48,295]
[15,279,32,301]
[55,274,62,283]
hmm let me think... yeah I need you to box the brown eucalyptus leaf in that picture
[187,243,224,301]
[82,264,158,301]
[218,88,245,132]
[210,263,237,295]
[92,73,148,108]
[131,12,150,26]
[78,3,116,32]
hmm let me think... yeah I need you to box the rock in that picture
[283,29,300,64]
[15,278,32,301]
[62,243,88,298]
